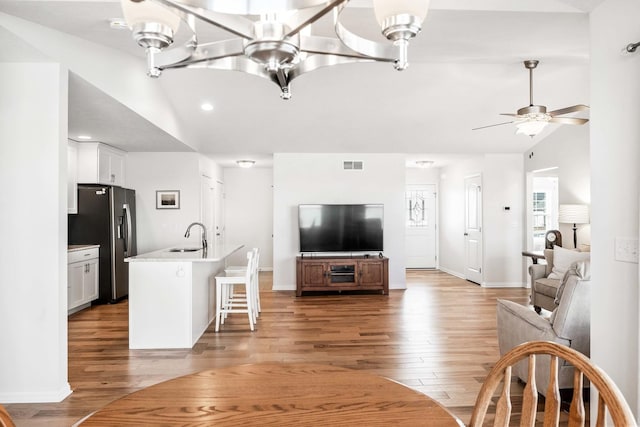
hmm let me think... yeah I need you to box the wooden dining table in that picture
[79,363,464,426]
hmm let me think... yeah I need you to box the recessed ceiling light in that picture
[200,102,214,112]
[109,18,129,30]
[77,135,92,140]
[236,160,256,168]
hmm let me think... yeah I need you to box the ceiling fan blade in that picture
[472,121,514,131]
[549,117,589,125]
[548,104,590,116]
[499,113,519,117]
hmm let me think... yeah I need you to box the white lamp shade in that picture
[373,0,430,26]
[120,0,180,33]
[515,120,548,136]
[558,204,590,224]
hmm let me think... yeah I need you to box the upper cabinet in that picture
[68,140,78,214]
[77,142,126,187]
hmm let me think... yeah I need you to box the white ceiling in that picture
[0,0,596,168]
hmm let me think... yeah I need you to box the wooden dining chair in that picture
[0,404,15,427]
[469,341,637,427]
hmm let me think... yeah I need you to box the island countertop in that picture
[68,244,100,252]
[126,243,244,263]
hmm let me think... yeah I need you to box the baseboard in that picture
[271,284,296,291]
[437,266,465,279]
[0,382,72,403]
[482,282,527,288]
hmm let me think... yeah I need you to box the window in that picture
[531,176,559,251]
[406,189,429,228]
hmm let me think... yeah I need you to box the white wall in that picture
[273,153,406,290]
[406,166,440,185]
[591,0,640,416]
[483,154,525,287]
[0,12,197,150]
[438,157,483,278]
[126,153,214,253]
[0,63,71,402]
[524,124,591,247]
[223,168,274,269]
[438,155,525,287]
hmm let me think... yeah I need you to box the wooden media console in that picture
[296,256,389,296]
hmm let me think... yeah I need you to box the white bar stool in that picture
[225,247,261,318]
[215,250,254,332]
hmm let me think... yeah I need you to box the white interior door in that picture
[405,184,437,268]
[464,174,483,284]
[200,175,215,245]
[214,180,225,246]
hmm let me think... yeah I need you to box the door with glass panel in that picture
[405,185,437,268]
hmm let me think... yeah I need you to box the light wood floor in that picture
[5,270,532,426]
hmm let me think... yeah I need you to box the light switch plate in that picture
[615,237,639,263]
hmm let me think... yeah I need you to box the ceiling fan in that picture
[473,60,589,137]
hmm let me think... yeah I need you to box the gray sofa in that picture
[497,260,591,394]
[529,247,590,313]
[529,249,560,313]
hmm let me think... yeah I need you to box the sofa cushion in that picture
[534,277,562,297]
[548,246,590,279]
[554,260,591,304]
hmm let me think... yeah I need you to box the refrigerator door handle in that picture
[123,203,132,256]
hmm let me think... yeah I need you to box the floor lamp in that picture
[558,204,590,248]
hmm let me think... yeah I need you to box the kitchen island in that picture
[126,243,243,349]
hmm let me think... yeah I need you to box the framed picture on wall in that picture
[156,190,180,209]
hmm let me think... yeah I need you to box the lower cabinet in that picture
[296,256,389,296]
[68,247,99,314]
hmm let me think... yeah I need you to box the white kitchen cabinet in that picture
[68,246,100,315]
[77,142,126,187]
[67,140,78,214]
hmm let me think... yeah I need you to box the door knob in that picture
[464,233,469,236]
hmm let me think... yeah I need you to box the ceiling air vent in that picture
[343,160,363,170]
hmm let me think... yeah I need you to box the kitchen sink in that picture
[169,248,201,253]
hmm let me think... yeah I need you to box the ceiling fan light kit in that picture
[120,0,430,99]
[474,59,589,137]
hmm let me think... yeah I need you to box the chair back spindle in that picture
[469,341,637,427]
[0,404,15,427]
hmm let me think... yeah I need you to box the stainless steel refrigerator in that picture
[68,184,137,303]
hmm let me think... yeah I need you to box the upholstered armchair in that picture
[497,260,591,394]
[529,246,590,313]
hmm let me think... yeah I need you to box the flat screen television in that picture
[298,204,384,253]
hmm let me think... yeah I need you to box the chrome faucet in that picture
[184,222,207,250]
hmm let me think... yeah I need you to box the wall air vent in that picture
[343,160,363,170]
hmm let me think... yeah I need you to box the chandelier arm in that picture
[281,0,348,38]
[153,0,255,39]
[300,35,394,61]
[155,39,245,70]
[177,56,272,78]
[333,6,398,62]
[172,0,342,16]
[288,54,376,80]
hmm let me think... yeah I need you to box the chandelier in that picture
[120,0,430,99]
